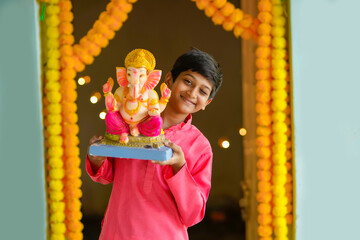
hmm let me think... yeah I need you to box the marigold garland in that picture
[255,1,273,239]
[58,1,84,239]
[191,0,259,40]
[270,0,291,239]
[43,1,66,239]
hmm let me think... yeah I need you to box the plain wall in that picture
[291,0,360,239]
[0,0,46,239]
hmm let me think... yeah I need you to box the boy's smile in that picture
[165,70,213,115]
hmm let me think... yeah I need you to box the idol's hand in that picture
[152,140,186,174]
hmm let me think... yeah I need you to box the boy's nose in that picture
[187,88,197,99]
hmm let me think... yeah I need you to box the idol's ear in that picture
[144,70,162,90]
[116,67,128,87]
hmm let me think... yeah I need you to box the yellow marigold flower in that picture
[49,190,64,201]
[49,168,65,180]
[50,233,65,240]
[47,49,60,60]
[272,37,286,49]
[258,11,272,23]
[47,91,61,103]
[272,26,285,37]
[47,39,60,49]
[272,79,287,90]
[273,213,288,226]
[221,2,234,17]
[272,0,282,4]
[258,214,272,225]
[48,103,61,114]
[48,114,62,124]
[272,153,287,165]
[50,201,65,212]
[211,11,225,25]
[273,185,286,196]
[258,225,272,237]
[47,57,60,70]
[213,0,226,8]
[258,203,271,214]
[50,211,66,223]
[48,135,63,147]
[48,146,63,158]
[46,15,60,27]
[48,0,60,4]
[273,206,287,217]
[47,124,62,135]
[272,59,286,69]
[272,111,286,122]
[273,122,288,133]
[46,5,60,15]
[46,69,60,82]
[272,89,287,101]
[272,16,286,26]
[230,9,244,23]
[48,157,63,168]
[47,27,59,39]
[272,100,287,111]
[49,180,63,191]
[273,144,287,156]
[51,223,66,234]
[273,165,287,176]
[272,5,283,17]
[204,4,217,17]
[274,226,289,238]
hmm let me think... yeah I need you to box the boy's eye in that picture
[184,79,191,85]
[200,89,208,95]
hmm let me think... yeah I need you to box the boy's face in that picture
[165,70,213,115]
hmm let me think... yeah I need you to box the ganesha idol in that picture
[101,49,171,149]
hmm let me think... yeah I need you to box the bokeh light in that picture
[239,128,247,136]
[99,111,106,120]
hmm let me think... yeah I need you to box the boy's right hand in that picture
[88,135,106,172]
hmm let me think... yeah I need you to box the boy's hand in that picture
[88,135,106,172]
[151,140,186,174]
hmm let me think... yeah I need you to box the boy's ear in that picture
[164,72,173,88]
[202,98,213,110]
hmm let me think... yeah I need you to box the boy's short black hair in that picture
[170,48,223,99]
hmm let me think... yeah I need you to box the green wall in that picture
[290,0,360,239]
[0,1,46,239]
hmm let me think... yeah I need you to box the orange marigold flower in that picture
[258,214,272,225]
[221,2,235,17]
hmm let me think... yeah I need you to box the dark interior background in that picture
[72,0,245,239]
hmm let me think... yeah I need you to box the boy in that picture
[87,48,223,239]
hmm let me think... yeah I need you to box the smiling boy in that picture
[87,48,223,239]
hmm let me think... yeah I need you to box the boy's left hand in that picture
[151,140,186,174]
